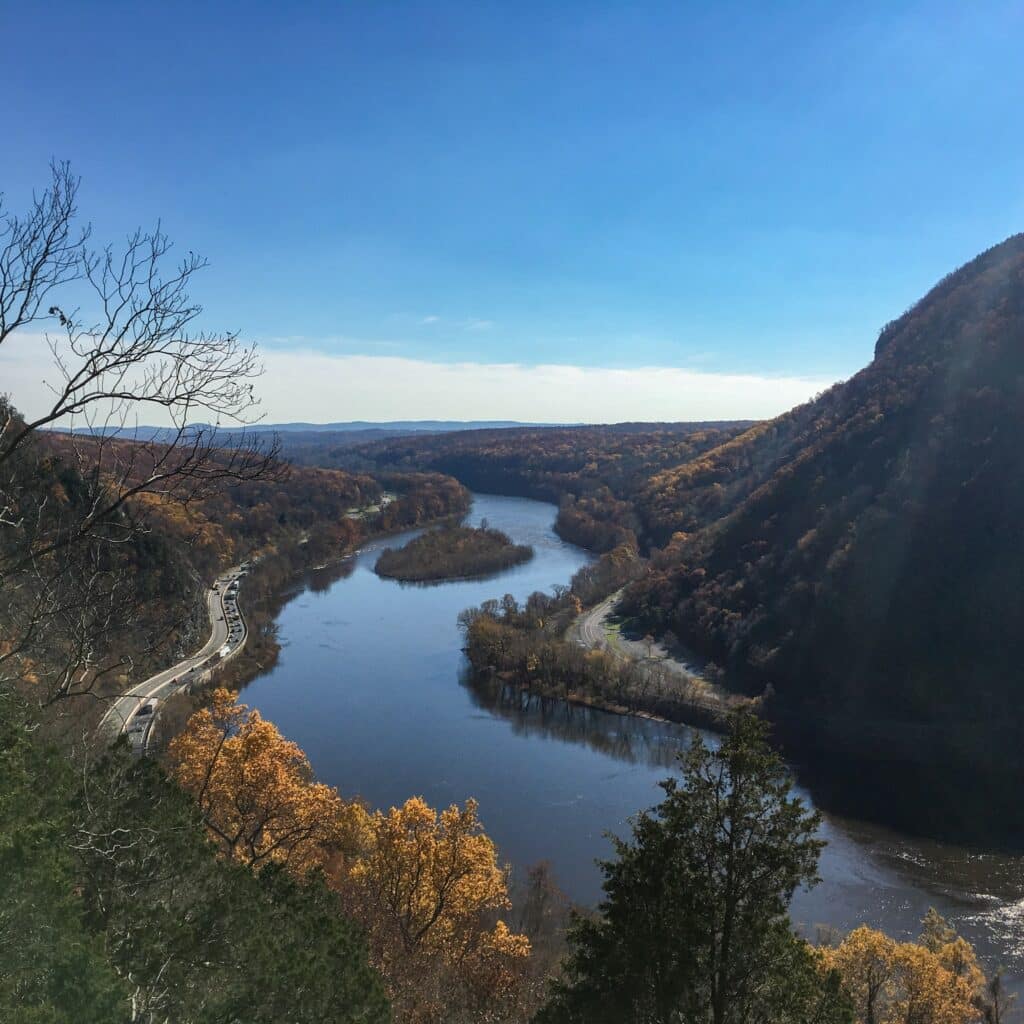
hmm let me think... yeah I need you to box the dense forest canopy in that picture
[312,421,752,551]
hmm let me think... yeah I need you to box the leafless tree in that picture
[0,162,283,710]
[981,968,1017,1024]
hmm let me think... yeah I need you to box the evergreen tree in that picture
[0,690,390,1023]
[0,696,128,1023]
[536,713,851,1024]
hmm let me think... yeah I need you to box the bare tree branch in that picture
[0,161,88,346]
[0,164,284,710]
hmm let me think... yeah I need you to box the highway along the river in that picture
[97,563,251,752]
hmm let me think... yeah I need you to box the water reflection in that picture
[306,557,357,593]
[462,669,686,772]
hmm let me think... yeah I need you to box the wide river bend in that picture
[242,494,1024,991]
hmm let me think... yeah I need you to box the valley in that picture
[3,141,1023,1021]
[311,234,1024,848]
[239,492,1024,994]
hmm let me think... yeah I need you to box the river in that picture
[242,493,1024,991]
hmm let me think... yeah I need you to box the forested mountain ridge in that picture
[321,422,753,551]
[622,233,1024,835]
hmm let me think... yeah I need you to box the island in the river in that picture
[374,523,534,582]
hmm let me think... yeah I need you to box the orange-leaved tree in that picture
[819,914,987,1024]
[334,796,530,1022]
[167,688,367,874]
[169,693,535,1021]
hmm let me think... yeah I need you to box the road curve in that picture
[567,588,734,711]
[97,563,251,752]
[573,591,620,649]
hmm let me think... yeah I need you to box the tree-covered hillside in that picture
[320,422,751,551]
[622,234,1024,837]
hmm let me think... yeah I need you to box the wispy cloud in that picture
[251,351,830,423]
[1,333,834,426]
[414,314,495,331]
[259,334,407,352]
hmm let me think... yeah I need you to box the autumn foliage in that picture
[819,913,994,1024]
[338,797,531,1022]
[168,689,365,873]
[169,690,531,1022]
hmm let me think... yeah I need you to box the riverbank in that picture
[147,496,473,751]
[564,588,746,730]
[460,567,752,739]
[562,580,1024,851]
[476,669,735,734]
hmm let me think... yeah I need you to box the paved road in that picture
[97,564,251,752]
[567,588,739,718]
[574,592,620,649]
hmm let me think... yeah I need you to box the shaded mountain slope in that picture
[622,234,1024,836]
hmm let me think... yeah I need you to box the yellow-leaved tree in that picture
[334,796,530,1023]
[170,692,534,1021]
[820,912,988,1024]
[167,688,367,874]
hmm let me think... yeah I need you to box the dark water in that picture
[243,493,1024,990]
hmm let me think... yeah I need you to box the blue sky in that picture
[4,2,1023,422]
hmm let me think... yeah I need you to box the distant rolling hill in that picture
[52,419,551,444]
[296,421,758,552]
[253,419,547,432]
